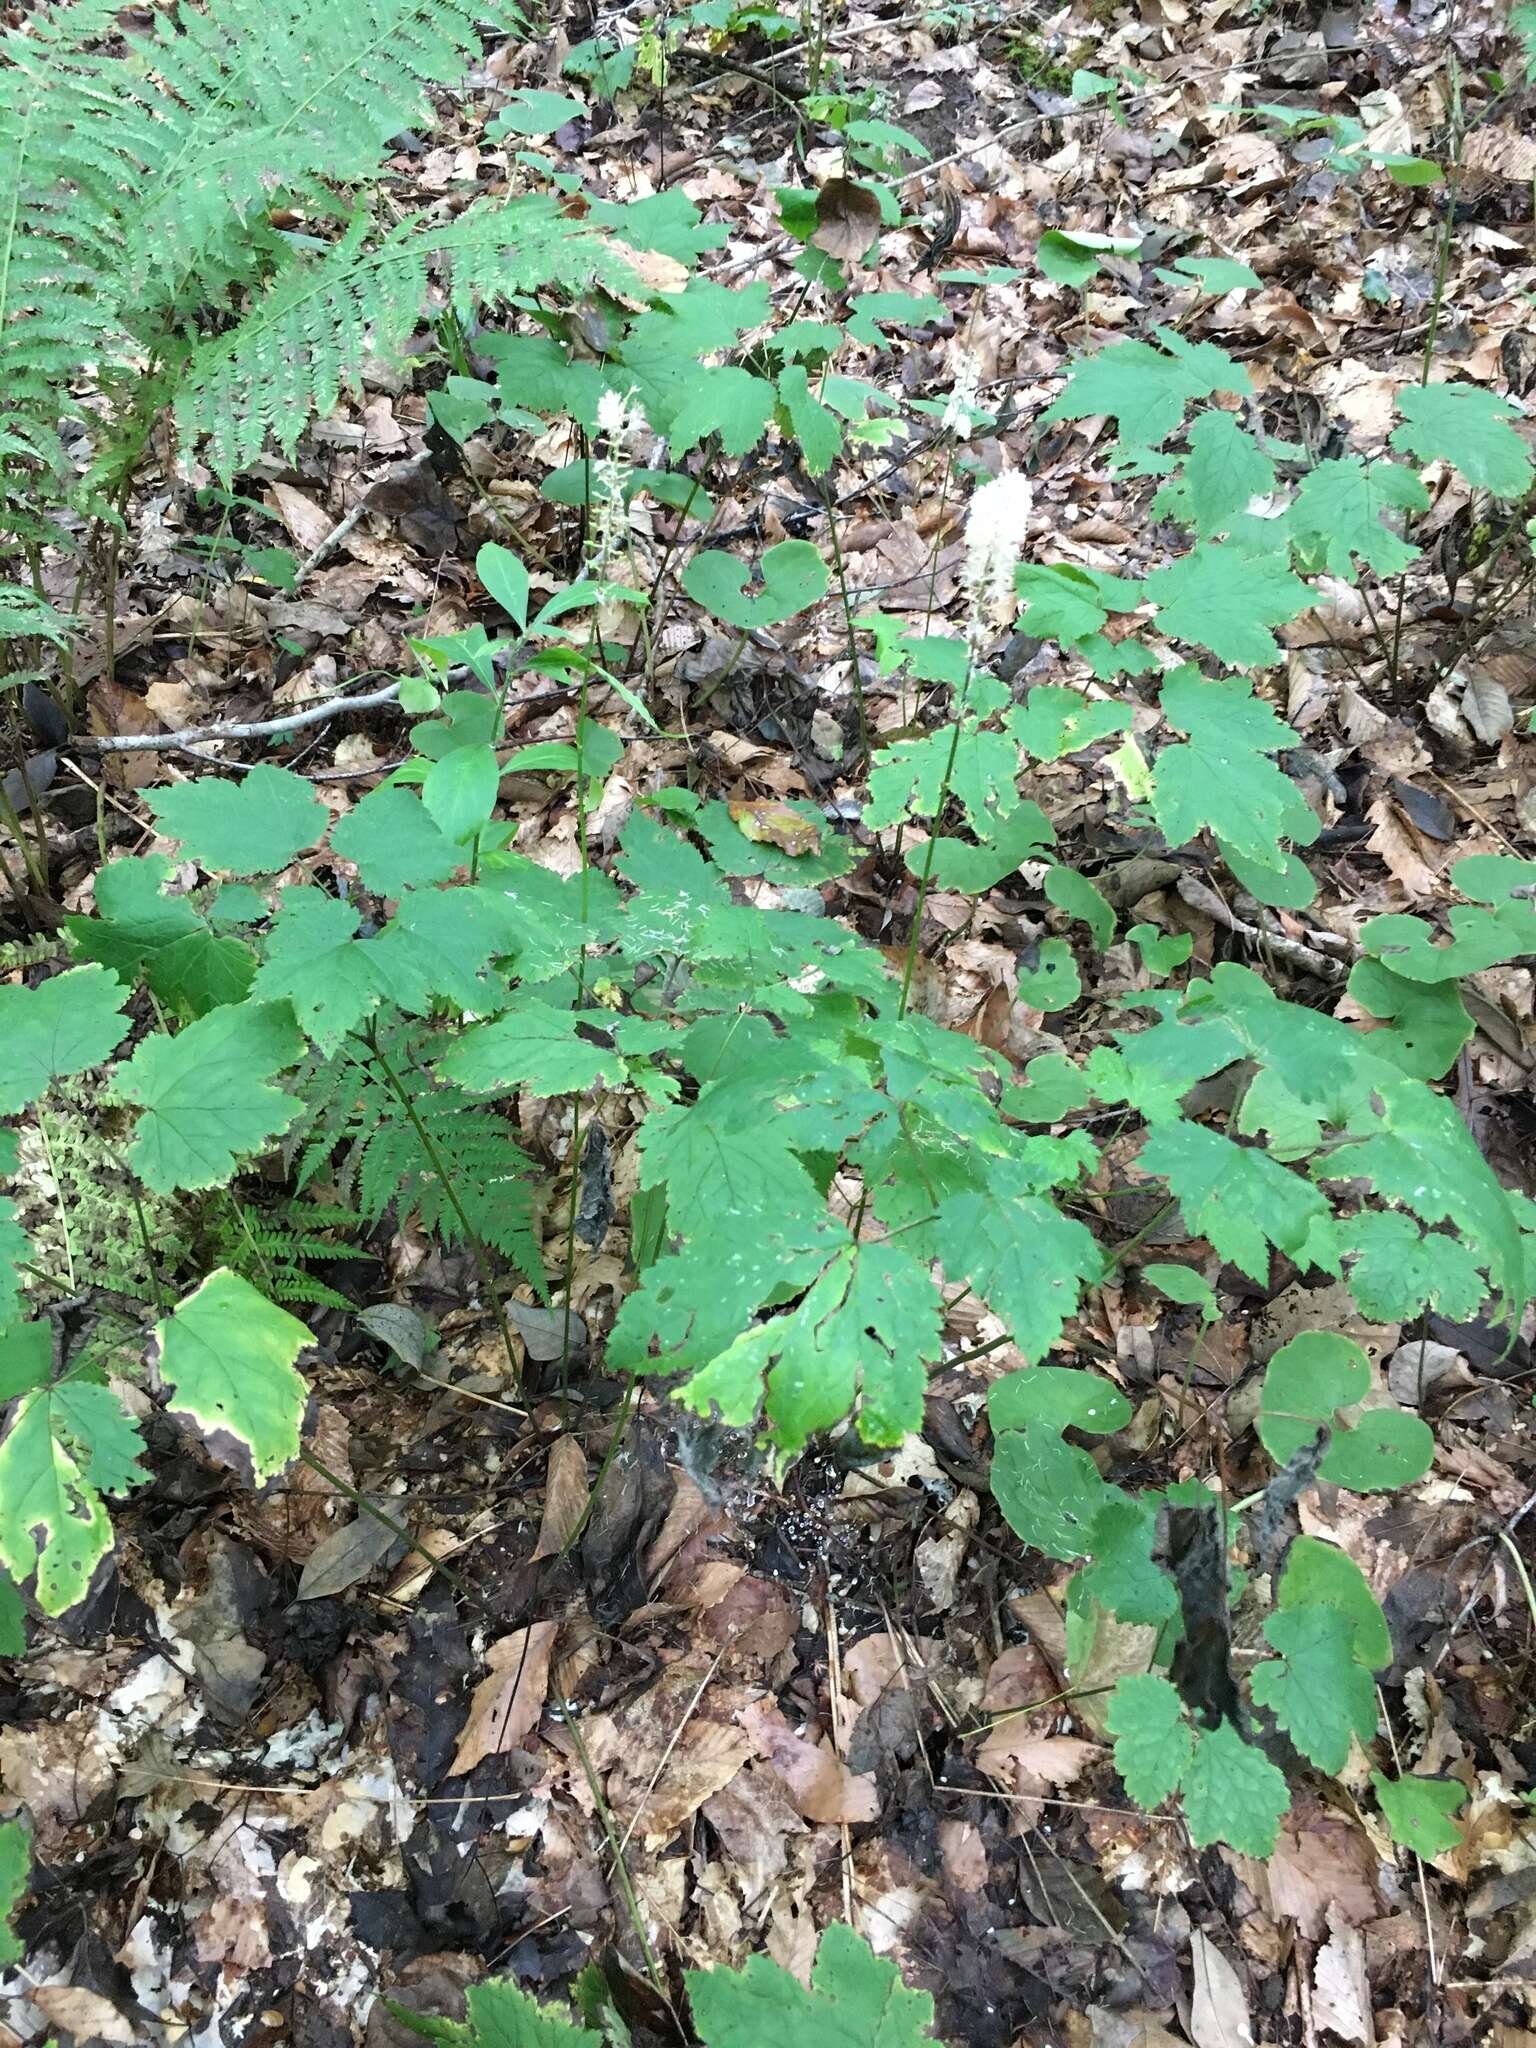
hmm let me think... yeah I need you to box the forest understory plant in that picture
[1,0,1534,1981]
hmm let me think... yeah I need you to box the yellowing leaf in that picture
[726,799,822,857]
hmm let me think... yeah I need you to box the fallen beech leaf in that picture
[738,1696,878,1823]
[451,1620,558,1774]
[812,177,882,262]
[610,240,691,298]
[531,1435,589,1560]
[727,798,822,856]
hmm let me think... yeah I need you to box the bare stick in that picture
[78,680,404,754]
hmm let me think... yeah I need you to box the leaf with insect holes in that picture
[1344,958,1472,1079]
[1250,1605,1379,1772]
[147,764,327,874]
[0,964,129,1116]
[157,1270,310,1484]
[1258,1331,1434,1490]
[1290,456,1427,576]
[933,1191,1102,1364]
[689,1921,938,2048]
[682,539,829,628]
[1107,1674,1193,1809]
[0,1336,143,1615]
[442,999,625,1098]
[1151,668,1318,874]
[1342,1211,1485,1323]
[1040,328,1248,450]
[119,1000,305,1193]
[1371,1771,1466,1858]
[1144,543,1310,666]
[1138,1121,1340,1282]
[1391,383,1534,498]
[678,1241,942,1455]
[331,785,462,898]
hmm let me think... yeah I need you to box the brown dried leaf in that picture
[451,1620,558,1773]
[737,1697,879,1823]
[531,1435,589,1561]
[811,178,883,262]
[89,681,163,791]
[1464,124,1536,182]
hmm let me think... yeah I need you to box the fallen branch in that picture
[77,680,405,754]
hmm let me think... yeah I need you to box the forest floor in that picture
[2,0,1536,2044]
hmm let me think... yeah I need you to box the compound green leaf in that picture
[1343,1211,1485,1323]
[1143,543,1310,666]
[682,1241,941,1455]
[0,964,129,1116]
[157,1269,310,1484]
[934,1191,1102,1362]
[1007,686,1131,761]
[367,887,520,1014]
[1106,1673,1192,1809]
[120,1000,305,1193]
[1290,457,1427,576]
[1041,330,1247,451]
[1391,383,1534,498]
[923,803,1053,894]
[0,1198,25,1332]
[0,1818,29,1967]
[1138,1121,1339,1282]
[443,1000,625,1098]
[1013,564,1136,642]
[689,1918,937,2048]
[250,892,385,1051]
[331,784,463,898]
[150,931,258,1017]
[147,764,327,874]
[1151,669,1317,874]
[1371,1771,1466,1859]
[1278,1536,1392,1670]
[51,1379,147,1496]
[1360,854,1536,983]
[682,539,829,628]
[1180,1718,1290,1856]
[668,365,777,457]
[1250,1605,1379,1772]
[1171,410,1277,539]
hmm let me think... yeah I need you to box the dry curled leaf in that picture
[811,177,882,262]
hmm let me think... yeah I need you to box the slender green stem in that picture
[558,679,594,1407]
[819,480,871,764]
[897,682,969,1018]
[363,1022,521,1380]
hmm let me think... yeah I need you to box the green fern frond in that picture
[175,198,632,476]
[209,1197,372,1311]
[358,1087,546,1294]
